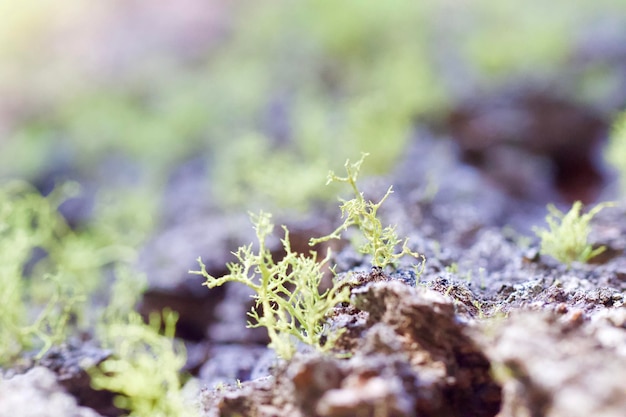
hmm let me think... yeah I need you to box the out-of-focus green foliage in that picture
[462,2,571,80]
[0,182,82,363]
[534,201,613,268]
[91,310,196,417]
[0,179,174,413]
[4,1,626,211]
[607,111,626,196]
[0,182,150,366]
[212,132,337,211]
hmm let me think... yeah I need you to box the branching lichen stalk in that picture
[191,211,349,360]
[310,153,424,270]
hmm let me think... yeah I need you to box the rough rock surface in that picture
[480,310,626,417]
[0,367,104,417]
[199,273,503,417]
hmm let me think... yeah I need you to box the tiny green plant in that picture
[0,182,83,364]
[90,310,196,417]
[606,111,626,196]
[310,153,423,270]
[190,211,350,360]
[533,201,613,267]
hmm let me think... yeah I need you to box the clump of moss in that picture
[533,201,613,268]
[90,310,196,417]
[310,153,424,270]
[89,260,195,417]
[190,211,349,360]
[606,111,626,196]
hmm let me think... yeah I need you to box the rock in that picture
[199,274,502,417]
[37,344,117,417]
[351,279,502,417]
[480,311,626,417]
[0,367,103,417]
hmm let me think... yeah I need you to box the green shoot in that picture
[310,153,423,270]
[190,211,350,360]
[534,201,613,267]
[90,310,195,417]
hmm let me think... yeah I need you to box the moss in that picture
[606,111,626,197]
[0,180,150,366]
[90,310,196,417]
[0,182,84,364]
[533,201,613,268]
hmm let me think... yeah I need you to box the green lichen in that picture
[90,310,196,417]
[190,211,349,360]
[534,201,613,268]
[0,180,151,367]
[310,153,424,270]
[606,111,626,196]
[0,182,84,364]
[90,261,195,417]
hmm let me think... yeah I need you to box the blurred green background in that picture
[2,0,626,226]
